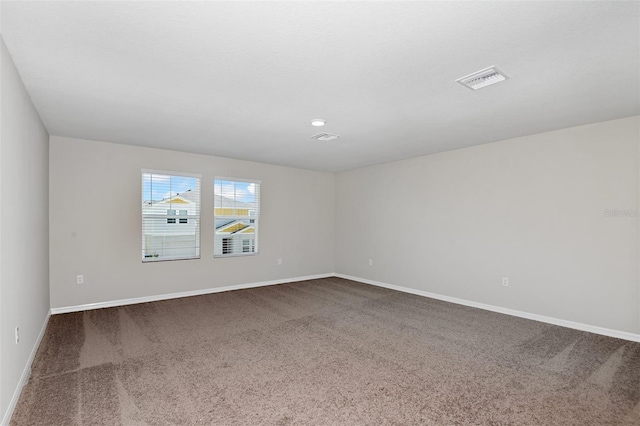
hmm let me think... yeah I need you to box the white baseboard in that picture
[2,310,51,426]
[49,272,640,343]
[335,273,640,343]
[50,273,334,314]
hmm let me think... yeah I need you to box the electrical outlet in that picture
[77,275,84,284]
[368,259,373,266]
[15,327,19,344]
[277,258,282,266]
[502,277,509,287]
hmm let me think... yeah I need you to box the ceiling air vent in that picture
[456,66,508,90]
[311,132,341,141]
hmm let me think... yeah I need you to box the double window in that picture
[142,170,201,261]
[141,172,259,261]
[214,177,261,257]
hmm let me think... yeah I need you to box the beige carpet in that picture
[11,277,640,425]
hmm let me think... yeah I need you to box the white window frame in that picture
[214,176,261,258]
[142,169,201,262]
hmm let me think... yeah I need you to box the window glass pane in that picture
[214,178,260,257]
[142,171,201,262]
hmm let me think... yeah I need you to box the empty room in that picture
[1,1,639,424]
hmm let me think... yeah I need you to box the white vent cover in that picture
[456,66,508,90]
[311,132,341,141]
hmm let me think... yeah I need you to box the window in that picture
[142,170,201,262]
[167,209,176,224]
[242,238,256,253]
[222,237,233,255]
[214,177,260,257]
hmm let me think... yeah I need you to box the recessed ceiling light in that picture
[311,119,326,127]
[456,66,508,90]
[311,132,340,141]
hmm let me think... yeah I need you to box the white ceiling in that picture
[2,1,639,172]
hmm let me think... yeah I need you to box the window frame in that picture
[142,169,202,262]
[214,176,261,258]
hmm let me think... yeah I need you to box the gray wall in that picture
[0,38,50,419]
[49,136,335,309]
[335,116,639,334]
[50,118,640,335]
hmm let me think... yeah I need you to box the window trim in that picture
[214,177,261,258]
[142,170,202,262]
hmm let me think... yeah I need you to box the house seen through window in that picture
[214,178,260,257]
[142,170,201,261]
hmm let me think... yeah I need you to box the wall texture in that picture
[49,136,335,309]
[1,38,50,421]
[335,116,639,334]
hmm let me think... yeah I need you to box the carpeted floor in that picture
[11,277,640,425]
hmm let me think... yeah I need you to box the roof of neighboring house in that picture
[215,220,255,234]
[144,191,256,209]
[176,189,199,203]
[214,194,255,209]
[143,189,198,206]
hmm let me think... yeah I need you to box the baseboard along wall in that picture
[50,273,335,314]
[334,274,640,343]
[7,272,638,424]
[50,272,640,343]
[2,311,51,426]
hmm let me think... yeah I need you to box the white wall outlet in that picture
[277,258,282,266]
[15,327,19,344]
[368,258,373,266]
[502,277,509,287]
[77,275,84,284]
